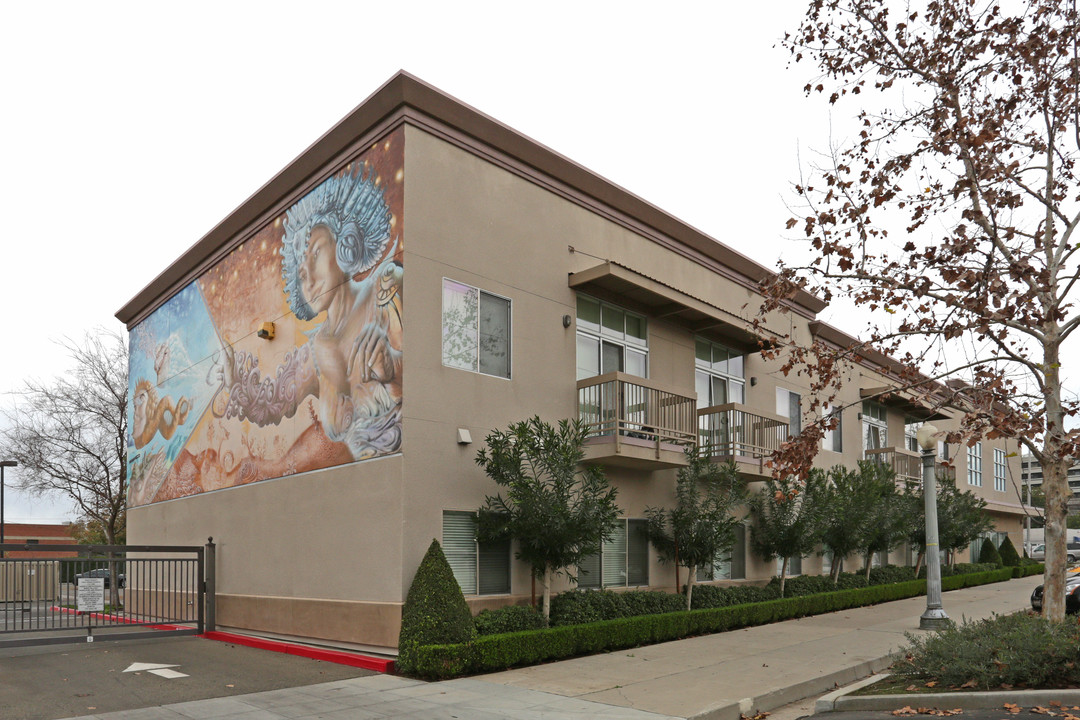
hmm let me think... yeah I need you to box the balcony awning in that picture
[860,387,951,422]
[569,262,761,350]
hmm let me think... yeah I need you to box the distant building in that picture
[1020,455,1080,512]
[3,522,77,558]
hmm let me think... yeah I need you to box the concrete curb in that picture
[816,674,1080,712]
[687,656,897,720]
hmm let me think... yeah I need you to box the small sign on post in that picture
[77,578,105,613]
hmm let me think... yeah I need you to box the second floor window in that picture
[694,338,744,406]
[994,447,1007,492]
[862,401,888,451]
[904,419,922,453]
[442,279,511,378]
[776,388,802,435]
[967,442,983,487]
[822,404,842,453]
[576,295,647,380]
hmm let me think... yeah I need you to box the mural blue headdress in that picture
[281,168,393,320]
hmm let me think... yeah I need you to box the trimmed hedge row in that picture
[412,568,1014,679]
[1013,562,1045,578]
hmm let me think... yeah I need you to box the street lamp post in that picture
[916,424,948,629]
[0,460,17,559]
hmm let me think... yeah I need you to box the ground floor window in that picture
[776,553,802,577]
[697,524,747,581]
[579,519,649,588]
[969,531,1008,562]
[442,510,511,595]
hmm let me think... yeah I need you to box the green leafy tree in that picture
[645,451,744,610]
[937,478,994,566]
[855,464,908,580]
[748,473,825,596]
[69,516,127,546]
[819,463,893,583]
[396,539,476,675]
[475,416,621,621]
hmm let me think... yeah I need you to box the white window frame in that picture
[694,337,745,407]
[822,404,843,453]
[578,519,649,588]
[967,442,983,487]
[862,401,888,452]
[776,388,803,435]
[441,278,512,379]
[576,295,648,380]
[994,448,1007,492]
[442,510,511,596]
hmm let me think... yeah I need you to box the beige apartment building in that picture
[116,72,1026,653]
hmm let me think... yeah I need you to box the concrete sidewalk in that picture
[60,575,1041,720]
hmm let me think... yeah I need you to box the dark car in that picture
[74,568,126,589]
[1030,572,1080,613]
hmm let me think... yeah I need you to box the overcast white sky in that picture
[0,2,1070,522]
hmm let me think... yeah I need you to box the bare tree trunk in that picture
[779,557,788,597]
[830,557,841,585]
[1042,335,1069,621]
[914,551,925,580]
[864,554,872,582]
[541,565,553,622]
[685,565,696,611]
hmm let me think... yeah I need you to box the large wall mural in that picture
[128,129,404,507]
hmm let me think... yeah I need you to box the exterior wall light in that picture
[257,322,275,340]
[562,315,572,328]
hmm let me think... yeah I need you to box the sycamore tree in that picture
[762,0,1080,620]
[749,473,826,595]
[475,416,621,621]
[645,451,745,610]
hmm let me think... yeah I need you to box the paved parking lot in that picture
[0,634,375,720]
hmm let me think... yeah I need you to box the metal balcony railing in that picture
[697,403,789,459]
[864,447,958,486]
[577,372,698,454]
[864,447,923,484]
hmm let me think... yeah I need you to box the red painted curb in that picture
[199,631,395,673]
[49,606,189,631]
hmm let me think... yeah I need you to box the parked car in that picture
[74,568,126,589]
[1028,543,1080,562]
[1031,571,1080,613]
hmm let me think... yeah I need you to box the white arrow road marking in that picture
[123,662,188,678]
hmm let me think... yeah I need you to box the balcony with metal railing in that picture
[864,446,958,487]
[697,403,789,477]
[577,372,697,469]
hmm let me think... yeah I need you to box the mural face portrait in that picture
[299,225,345,315]
[126,129,404,508]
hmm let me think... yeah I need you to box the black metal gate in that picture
[0,540,215,648]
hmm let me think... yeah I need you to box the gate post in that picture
[205,537,216,633]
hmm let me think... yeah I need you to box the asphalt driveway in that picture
[0,634,375,720]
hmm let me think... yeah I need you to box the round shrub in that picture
[998,536,1021,566]
[474,605,546,635]
[979,537,1003,567]
[397,540,477,674]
